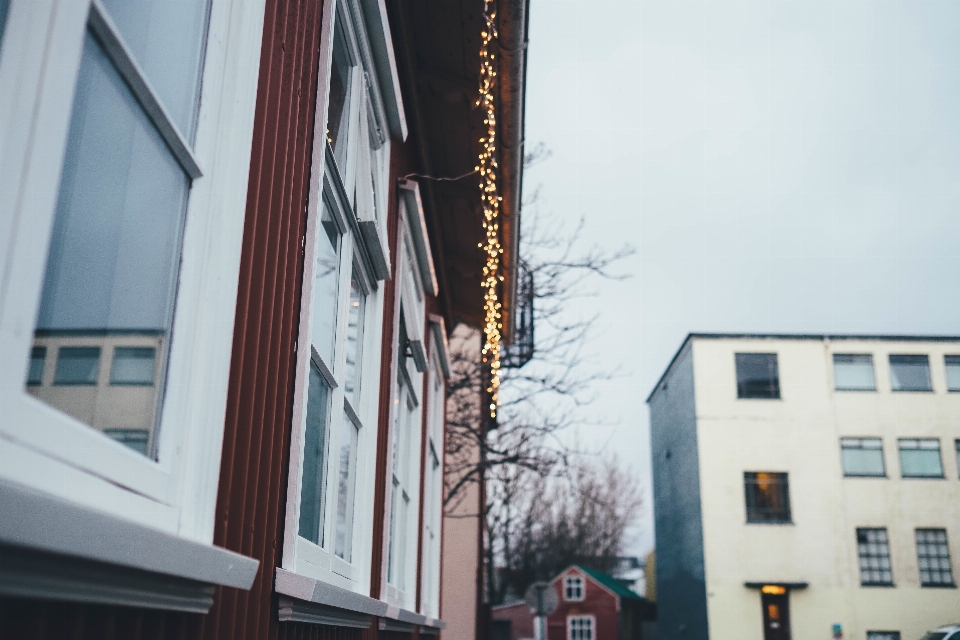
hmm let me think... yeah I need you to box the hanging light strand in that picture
[476,0,502,419]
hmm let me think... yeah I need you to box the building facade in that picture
[648,334,960,640]
[0,0,527,639]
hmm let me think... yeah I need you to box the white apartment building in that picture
[648,334,960,640]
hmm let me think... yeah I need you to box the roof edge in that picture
[646,332,960,404]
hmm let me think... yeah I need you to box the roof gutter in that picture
[497,0,529,343]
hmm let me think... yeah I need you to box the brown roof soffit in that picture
[497,0,530,344]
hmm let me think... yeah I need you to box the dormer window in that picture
[564,575,584,601]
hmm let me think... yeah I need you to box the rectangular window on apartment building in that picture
[744,472,791,523]
[568,616,594,640]
[946,355,960,392]
[915,529,954,587]
[898,439,944,478]
[857,528,894,586]
[833,354,876,391]
[955,440,960,477]
[867,633,901,640]
[736,353,780,399]
[889,355,932,392]
[840,438,886,477]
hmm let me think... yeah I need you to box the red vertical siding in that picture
[547,571,621,640]
[205,0,322,638]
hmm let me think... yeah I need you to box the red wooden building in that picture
[492,566,656,640]
[0,0,527,639]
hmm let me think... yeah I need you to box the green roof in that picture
[575,564,645,601]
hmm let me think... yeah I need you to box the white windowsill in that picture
[275,567,445,629]
[0,478,259,611]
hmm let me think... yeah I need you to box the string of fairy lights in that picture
[477,0,503,419]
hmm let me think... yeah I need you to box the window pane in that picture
[841,438,885,476]
[915,529,954,587]
[857,528,894,585]
[110,347,156,385]
[956,440,960,477]
[299,362,332,545]
[899,439,943,477]
[54,347,101,385]
[889,354,932,392]
[735,353,780,399]
[867,632,901,640]
[0,0,9,48]
[946,355,960,392]
[99,0,211,138]
[104,428,149,455]
[311,199,341,364]
[30,32,190,459]
[27,347,47,386]
[343,274,365,402]
[334,413,360,561]
[744,472,790,522]
[833,354,876,391]
[327,16,354,168]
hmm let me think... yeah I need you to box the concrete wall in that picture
[649,344,710,640]
[690,336,960,640]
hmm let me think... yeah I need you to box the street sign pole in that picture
[524,582,558,640]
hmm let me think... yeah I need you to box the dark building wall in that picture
[648,344,709,640]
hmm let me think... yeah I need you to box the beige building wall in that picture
[440,325,483,640]
[691,337,960,640]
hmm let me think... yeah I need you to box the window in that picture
[564,575,584,601]
[868,633,901,640]
[0,0,269,554]
[744,472,791,523]
[420,334,447,618]
[840,438,885,477]
[27,346,46,385]
[889,354,932,392]
[857,528,894,586]
[281,0,396,596]
[955,440,960,477]
[568,616,594,640]
[736,353,780,399]
[53,347,101,386]
[946,355,960,392]
[899,439,944,478]
[110,347,156,386]
[833,354,876,391]
[915,529,954,587]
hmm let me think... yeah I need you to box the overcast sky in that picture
[523,0,960,557]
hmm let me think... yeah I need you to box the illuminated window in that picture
[736,353,780,399]
[744,472,791,523]
[857,528,893,586]
[564,575,584,601]
[915,529,954,587]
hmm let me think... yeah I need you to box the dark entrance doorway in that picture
[761,592,791,640]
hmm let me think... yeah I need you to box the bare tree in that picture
[488,456,644,604]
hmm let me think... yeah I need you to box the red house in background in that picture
[492,565,656,640]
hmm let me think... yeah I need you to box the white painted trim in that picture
[566,614,596,640]
[357,0,407,141]
[398,179,439,296]
[428,314,452,379]
[0,0,267,545]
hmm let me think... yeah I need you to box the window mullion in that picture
[87,0,202,179]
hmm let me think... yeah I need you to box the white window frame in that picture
[419,317,449,618]
[564,574,585,601]
[567,615,595,640]
[279,0,397,597]
[0,0,265,542]
[383,219,428,609]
